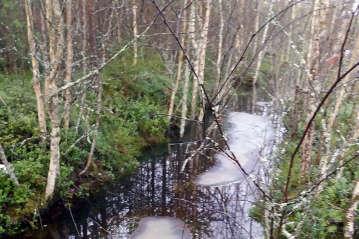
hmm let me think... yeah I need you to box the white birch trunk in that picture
[190,2,200,119]
[79,75,102,175]
[45,0,65,201]
[132,0,138,65]
[353,104,359,140]
[24,0,47,138]
[0,144,19,185]
[252,0,272,111]
[196,0,212,121]
[300,0,329,178]
[168,0,188,121]
[328,34,359,130]
[75,0,89,133]
[215,0,224,89]
[180,64,191,137]
[63,0,73,129]
[344,180,359,239]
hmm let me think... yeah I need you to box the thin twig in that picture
[67,204,81,237]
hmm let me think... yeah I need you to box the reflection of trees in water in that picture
[200,183,263,239]
[45,141,263,239]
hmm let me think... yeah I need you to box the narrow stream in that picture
[17,101,282,239]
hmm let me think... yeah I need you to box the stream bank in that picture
[10,99,282,239]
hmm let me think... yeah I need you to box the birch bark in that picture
[45,0,65,200]
[0,144,19,185]
[196,0,212,121]
[132,0,138,65]
[63,0,73,129]
[24,0,47,138]
[344,180,359,239]
[300,0,329,178]
[252,0,272,112]
[168,0,189,121]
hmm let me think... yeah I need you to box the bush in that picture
[0,49,170,234]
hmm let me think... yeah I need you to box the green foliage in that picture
[102,49,169,104]
[249,200,265,223]
[0,0,28,72]
[294,176,355,239]
[258,53,272,87]
[60,130,90,169]
[95,50,169,173]
[264,100,359,239]
[14,159,46,191]
[97,116,142,172]
[58,164,75,199]
[0,172,37,235]
[0,48,170,234]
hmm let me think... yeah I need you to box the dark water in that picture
[17,143,220,239]
[12,96,280,239]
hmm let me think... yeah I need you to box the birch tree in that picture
[75,0,89,133]
[63,0,73,129]
[215,0,224,89]
[168,0,189,121]
[44,0,65,200]
[24,0,47,139]
[300,0,330,178]
[190,2,200,119]
[191,0,212,121]
[344,180,359,239]
[132,0,138,65]
[252,0,272,112]
[0,144,19,185]
[328,30,359,130]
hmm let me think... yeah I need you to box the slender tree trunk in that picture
[215,0,224,89]
[180,64,191,137]
[132,0,138,65]
[79,75,102,175]
[300,0,329,178]
[190,2,200,119]
[87,0,96,67]
[252,0,271,112]
[63,0,73,129]
[168,0,188,121]
[196,0,212,121]
[45,0,65,201]
[286,4,295,63]
[75,0,89,133]
[81,0,88,71]
[344,180,359,239]
[180,0,198,136]
[116,1,122,43]
[353,104,359,140]
[252,0,260,56]
[39,3,49,75]
[80,10,103,175]
[24,0,47,139]
[0,144,19,185]
[319,17,354,181]
[328,30,359,130]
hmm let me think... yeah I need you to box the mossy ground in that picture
[0,50,170,235]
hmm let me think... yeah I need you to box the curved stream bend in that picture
[132,108,275,239]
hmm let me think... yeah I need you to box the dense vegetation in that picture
[269,100,358,238]
[0,0,358,238]
[0,52,169,234]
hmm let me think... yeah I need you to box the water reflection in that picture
[16,101,280,239]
